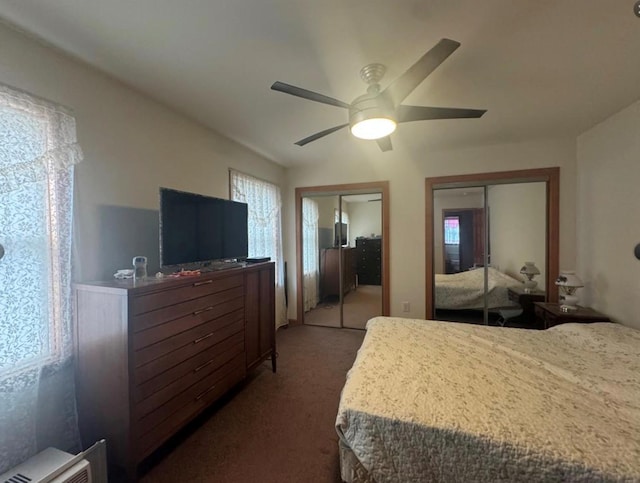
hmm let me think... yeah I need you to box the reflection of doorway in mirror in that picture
[343,194,382,330]
[302,193,383,330]
[444,216,460,273]
[442,208,485,274]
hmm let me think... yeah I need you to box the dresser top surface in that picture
[75,262,273,294]
[534,302,611,320]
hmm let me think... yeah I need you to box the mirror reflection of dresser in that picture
[355,237,382,286]
[320,247,355,301]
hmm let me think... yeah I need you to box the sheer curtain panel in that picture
[0,85,83,472]
[302,198,319,312]
[230,170,287,329]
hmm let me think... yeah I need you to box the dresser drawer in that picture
[133,285,244,333]
[133,293,243,350]
[133,330,244,403]
[132,273,243,315]
[134,331,245,404]
[134,311,244,375]
[136,358,246,459]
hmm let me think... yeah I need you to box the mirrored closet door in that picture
[296,182,390,329]
[426,169,559,327]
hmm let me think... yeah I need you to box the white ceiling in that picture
[1,0,639,167]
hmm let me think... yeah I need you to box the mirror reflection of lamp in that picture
[519,261,540,293]
[555,271,584,312]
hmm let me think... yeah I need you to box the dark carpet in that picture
[139,325,365,483]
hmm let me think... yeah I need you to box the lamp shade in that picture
[519,262,540,276]
[555,271,584,288]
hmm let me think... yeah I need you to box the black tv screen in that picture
[335,222,347,246]
[160,188,248,267]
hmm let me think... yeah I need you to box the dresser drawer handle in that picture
[194,359,214,373]
[193,306,214,316]
[195,385,217,401]
[193,332,214,344]
[193,280,213,287]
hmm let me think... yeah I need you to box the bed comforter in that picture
[435,267,521,310]
[336,317,640,482]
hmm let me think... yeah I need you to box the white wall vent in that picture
[1,440,106,483]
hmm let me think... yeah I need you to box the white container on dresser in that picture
[73,262,275,481]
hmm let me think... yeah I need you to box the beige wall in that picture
[0,23,285,281]
[348,201,382,246]
[314,196,338,230]
[285,138,577,320]
[577,99,640,328]
[488,183,546,290]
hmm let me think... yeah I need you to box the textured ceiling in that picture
[1,0,639,167]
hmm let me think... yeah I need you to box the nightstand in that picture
[533,302,611,329]
[507,286,546,325]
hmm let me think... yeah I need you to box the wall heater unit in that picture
[0,440,107,483]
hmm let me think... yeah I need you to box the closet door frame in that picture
[295,181,390,325]
[425,168,560,319]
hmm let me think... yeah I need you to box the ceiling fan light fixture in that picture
[349,92,396,140]
[350,117,397,140]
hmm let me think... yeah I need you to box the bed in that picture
[435,267,522,310]
[336,317,640,482]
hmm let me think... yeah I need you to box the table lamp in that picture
[519,261,541,293]
[555,271,584,312]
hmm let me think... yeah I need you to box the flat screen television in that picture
[334,222,348,247]
[159,187,248,268]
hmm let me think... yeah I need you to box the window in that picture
[0,84,82,473]
[444,216,460,245]
[302,198,319,312]
[229,170,287,328]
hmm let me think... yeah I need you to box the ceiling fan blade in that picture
[271,81,350,109]
[376,136,392,152]
[383,39,461,106]
[295,124,349,146]
[397,105,486,123]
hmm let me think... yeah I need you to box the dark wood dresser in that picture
[74,262,275,480]
[320,247,355,300]
[355,237,382,285]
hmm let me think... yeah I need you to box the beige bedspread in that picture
[336,317,640,482]
[435,267,521,310]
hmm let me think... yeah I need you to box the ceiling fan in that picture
[271,38,486,152]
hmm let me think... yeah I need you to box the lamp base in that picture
[560,304,578,312]
[522,280,538,294]
[559,293,579,312]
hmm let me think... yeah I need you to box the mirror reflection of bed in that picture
[301,192,383,330]
[430,174,552,327]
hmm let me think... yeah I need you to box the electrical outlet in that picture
[402,301,410,312]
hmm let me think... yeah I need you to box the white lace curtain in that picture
[302,198,319,312]
[0,84,83,472]
[229,170,287,329]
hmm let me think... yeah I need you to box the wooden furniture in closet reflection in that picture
[73,262,275,480]
[320,247,355,301]
[355,237,382,285]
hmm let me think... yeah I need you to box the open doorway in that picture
[295,182,390,329]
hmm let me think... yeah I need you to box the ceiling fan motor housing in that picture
[349,92,396,130]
